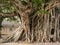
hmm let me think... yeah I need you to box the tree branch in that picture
[45,1,60,11]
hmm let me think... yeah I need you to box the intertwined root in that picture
[0,22,24,43]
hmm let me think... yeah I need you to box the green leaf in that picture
[21,1,28,6]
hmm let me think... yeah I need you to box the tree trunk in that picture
[13,0,33,42]
[20,13,30,42]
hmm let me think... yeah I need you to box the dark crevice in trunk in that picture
[51,28,55,35]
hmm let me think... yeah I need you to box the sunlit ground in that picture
[0,43,60,45]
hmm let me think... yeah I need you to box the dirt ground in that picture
[0,43,60,45]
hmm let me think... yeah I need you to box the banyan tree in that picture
[0,0,60,43]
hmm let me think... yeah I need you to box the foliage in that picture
[32,0,49,14]
[0,0,18,26]
[0,0,16,14]
[6,16,19,22]
[21,0,28,6]
[0,0,17,20]
[32,0,44,9]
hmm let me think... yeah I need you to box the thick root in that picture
[0,25,23,43]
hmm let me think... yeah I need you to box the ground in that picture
[0,43,60,45]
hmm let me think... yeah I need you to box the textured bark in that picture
[0,0,60,43]
[0,23,24,43]
[13,0,33,42]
